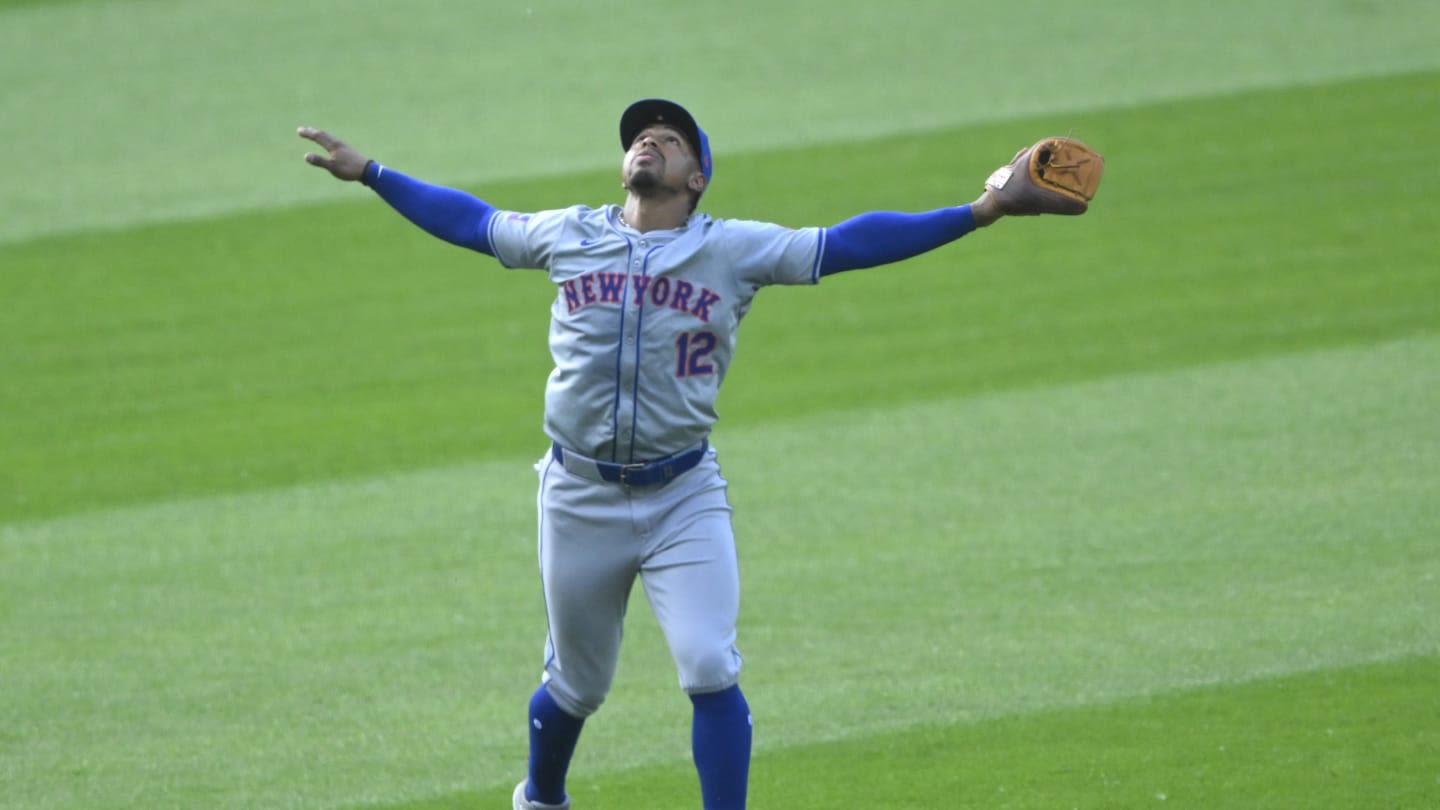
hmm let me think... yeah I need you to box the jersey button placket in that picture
[614,254,645,461]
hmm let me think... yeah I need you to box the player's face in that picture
[623,125,703,196]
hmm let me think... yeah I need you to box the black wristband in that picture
[359,160,376,186]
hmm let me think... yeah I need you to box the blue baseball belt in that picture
[551,440,709,487]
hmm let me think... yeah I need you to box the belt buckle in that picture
[618,462,648,486]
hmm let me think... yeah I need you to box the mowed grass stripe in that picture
[4,335,1434,810]
[5,0,1438,244]
[3,70,1437,525]
[538,656,1440,810]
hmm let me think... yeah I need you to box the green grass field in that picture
[2,2,1438,809]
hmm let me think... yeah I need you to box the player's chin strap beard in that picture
[626,167,663,196]
[623,168,701,218]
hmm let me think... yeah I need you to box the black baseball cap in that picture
[619,98,712,183]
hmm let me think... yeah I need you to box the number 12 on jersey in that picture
[675,331,718,377]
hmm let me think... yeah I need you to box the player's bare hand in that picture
[298,126,369,182]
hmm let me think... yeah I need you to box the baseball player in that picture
[299,99,1100,810]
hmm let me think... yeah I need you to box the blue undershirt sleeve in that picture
[817,205,976,276]
[362,161,496,255]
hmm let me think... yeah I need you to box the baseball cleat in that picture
[513,780,571,810]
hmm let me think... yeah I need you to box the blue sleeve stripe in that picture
[485,207,507,265]
[810,227,826,284]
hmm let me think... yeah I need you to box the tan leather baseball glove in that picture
[984,137,1104,215]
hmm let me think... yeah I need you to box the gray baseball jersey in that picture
[488,204,823,462]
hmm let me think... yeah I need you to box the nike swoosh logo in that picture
[580,238,600,247]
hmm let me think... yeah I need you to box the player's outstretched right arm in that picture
[297,126,496,255]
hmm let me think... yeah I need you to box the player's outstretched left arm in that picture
[816,138,1102,276]
[298,127,370,182]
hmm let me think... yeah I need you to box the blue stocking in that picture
[526,685,585,805]
[690,685,752,809]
